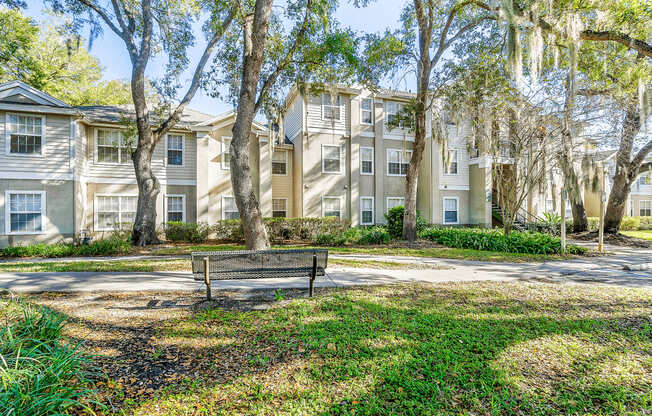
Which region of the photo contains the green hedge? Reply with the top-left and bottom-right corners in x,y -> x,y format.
315,226 -> 391,246
212,217 -> 351,243
165,222 -> 212,243
0,237 -> 131,258
418,227 -> 586,255
0,301 -> 98,414
586,216 -> 651,231
384,206 -> 427,239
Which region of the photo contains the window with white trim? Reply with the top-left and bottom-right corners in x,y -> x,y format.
443,197 -> 458,224
272,151 -> 287,175
360,147 -> 374,175
97,129 -> 131,164
639,174 -> 651,185
272,198 -> 287,217
5,191 -> 45,234
223,196 -> 239,220
322,197 -> 341,218
6,114 -> 44,155
444,149 -> 458,174
361,98 -> 373,125
386,197 -> 404,213
640,200 -> 652,216
221,137 -> 231,170
322,145 -> 342,173
545,199 -> 554,213
385,101 -> 404,128
387,149 -> 411,176
95,195 -> 137,231
166,195 -> 185,222
167,134 -> 184,166
322,94 -> 341,121
360,197 -> 374,225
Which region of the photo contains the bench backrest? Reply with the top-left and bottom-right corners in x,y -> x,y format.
191,249 -> 328,280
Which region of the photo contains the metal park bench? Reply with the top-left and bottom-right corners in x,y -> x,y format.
191,249 -> 329,300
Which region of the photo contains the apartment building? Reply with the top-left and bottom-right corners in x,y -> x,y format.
0,80 -> 507,247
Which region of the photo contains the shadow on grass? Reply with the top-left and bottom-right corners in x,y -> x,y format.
5,284 -> 650,415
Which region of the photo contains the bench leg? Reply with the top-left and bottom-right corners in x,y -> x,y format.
309,254 -> 317,297
204,257 -> 212,302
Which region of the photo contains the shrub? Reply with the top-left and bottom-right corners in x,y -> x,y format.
384,206 -> 427,239
419,226 -> 586,255
1,236 -> 131,258
619,216 -> 641,231
356,226 -> 391,245
0,301 -> 99,414
212,217 -> 350,243
165,222 -> 212,243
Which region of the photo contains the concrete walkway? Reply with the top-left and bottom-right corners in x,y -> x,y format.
0,243 -> 650,292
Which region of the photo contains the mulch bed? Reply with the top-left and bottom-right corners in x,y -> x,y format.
571,231 -> 652,248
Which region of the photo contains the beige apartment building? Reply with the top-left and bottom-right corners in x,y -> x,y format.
14,79 -> 647,247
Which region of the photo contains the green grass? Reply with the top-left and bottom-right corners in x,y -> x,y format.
0,259 -> 192,273
154,243 -> 576,262
115,283 -> 651,415
621,230 -> 652,241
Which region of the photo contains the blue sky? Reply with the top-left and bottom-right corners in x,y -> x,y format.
22,0 -> 408,114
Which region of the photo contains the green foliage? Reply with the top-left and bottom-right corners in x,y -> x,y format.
0,9 -> 133,105
585,216 -> 650,232
0,237 -> 131,258
0,301 -> 99,414
419,227 -> 587,255
619,216 -> 641,231
164,222 -> 212,243
212,217 -> 351,243
385,206 -> 426,239
355,226 -> 391,245
315,226 -> 391,246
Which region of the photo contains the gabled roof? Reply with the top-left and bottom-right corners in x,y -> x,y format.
196,110 -> 268,134
77,104 -> 215,129
0,80 -> 71,107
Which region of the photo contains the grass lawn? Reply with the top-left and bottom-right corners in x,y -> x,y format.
0,258 -> 447,272
621,230 -> 652,241
153,243 -> 577,263
4,282 -> 650,415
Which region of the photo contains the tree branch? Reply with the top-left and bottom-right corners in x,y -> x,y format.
77,0 -> 127,44
254,0 -> 313,113
155,5 -> 237,137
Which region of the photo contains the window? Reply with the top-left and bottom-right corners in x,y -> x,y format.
223,196 -> 239,220
545,199 -> 554,213
96,129 -> 131,164
640,200 -> 652,217
221,137 -> 231,170
360,197 -> 374,225
95,195 -> 137,231
6,114 -> 44,155
5,191 -> 45,234
387,149 -> 412,176
272,198 -> 287,217
359,147 -> 374,175
166,134 -> 184,166
322,145 -> 342,173
322,197 -> 341,218
444,150 -> 459,175
386,197 -> 404,213
385,101 -> 404,128
443,197 -> 459,224
272,151 -> 287,175
166,195 -> 185,222
360,98 -> 373,125
322,94 -> 341,121
639,174 -> 651,185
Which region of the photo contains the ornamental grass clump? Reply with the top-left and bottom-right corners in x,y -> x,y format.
0,301 -> 100,415
419,227 -> 586,255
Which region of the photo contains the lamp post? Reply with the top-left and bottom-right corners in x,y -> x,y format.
561,189 -> 567,254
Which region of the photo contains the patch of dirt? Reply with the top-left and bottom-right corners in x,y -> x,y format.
571,231 -> 652,248
5,289 -> 310,413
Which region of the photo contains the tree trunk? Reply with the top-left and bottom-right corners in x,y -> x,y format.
132,139 -> 161,246
604,100 -> 643,233
402,0 -> 432,242
557,148 -> 588,233
230,1 -> 273,250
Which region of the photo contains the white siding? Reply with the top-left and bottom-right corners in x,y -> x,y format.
0,111 -> 72,175
283,97 -> 303,141
306,94 -> 350,136
439,121 -> 470,189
